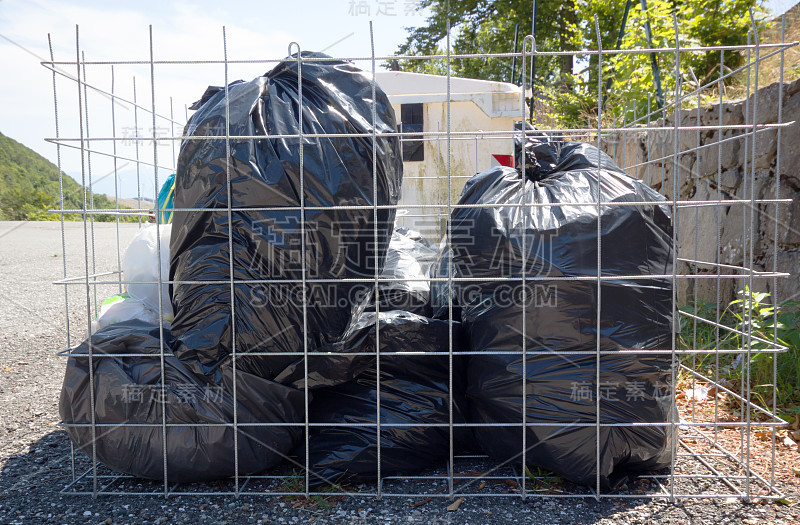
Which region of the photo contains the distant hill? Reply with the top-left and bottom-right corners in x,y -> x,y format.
0,132 -> 136,221
104,195 -> 154,210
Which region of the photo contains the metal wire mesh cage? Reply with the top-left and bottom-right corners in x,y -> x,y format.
44,11 -> 798,502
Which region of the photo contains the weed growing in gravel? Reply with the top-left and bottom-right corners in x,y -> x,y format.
679,289 -> 800,422
277,469 -> 344,510
524,465 -> 564,492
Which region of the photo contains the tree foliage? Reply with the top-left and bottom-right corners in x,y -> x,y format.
396,0 -> 763,126
0,132 -> 135,222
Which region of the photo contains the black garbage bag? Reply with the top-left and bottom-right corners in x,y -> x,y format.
294,311 -> 469,485
59,321 -> 303,482
435,134 -> 675,489
170,52 -> 403,381
513,121 -> 564,180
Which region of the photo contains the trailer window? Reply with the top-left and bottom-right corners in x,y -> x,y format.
400,103 -> 424,162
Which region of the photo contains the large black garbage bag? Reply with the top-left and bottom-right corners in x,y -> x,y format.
294,311 -> 469,485
170,52 -> 402,381
59,321 -> 303,482
436,135 -> 675,489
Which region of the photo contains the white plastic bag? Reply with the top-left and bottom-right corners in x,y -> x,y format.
123,224 -> 173,318
91,225 -> 174,335
91,294 -> 163,334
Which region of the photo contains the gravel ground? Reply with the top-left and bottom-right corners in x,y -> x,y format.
1,220 -> 799,524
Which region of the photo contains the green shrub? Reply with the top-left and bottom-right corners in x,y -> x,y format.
680,288 -> 800,420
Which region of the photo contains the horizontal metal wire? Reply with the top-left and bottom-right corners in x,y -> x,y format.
43,121 -> 794,143
52,254 -> 789,284
59,487 -> 780,499
59,459 -> 782,499
623,124 -> 773,172
41,39 -> 798,67
57,420 -> 787,429
681,365 -> 788,423
46,197 -> 794,215
677,258 -> 782,275
51,140 -> 177,172
41,62 -> 185,126
51,273 -> 791,289
678,310 -> 783,349
54,347 -> 789,358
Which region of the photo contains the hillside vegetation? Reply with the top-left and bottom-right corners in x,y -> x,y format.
0,132 -> 134,221
750,3 -> 800,89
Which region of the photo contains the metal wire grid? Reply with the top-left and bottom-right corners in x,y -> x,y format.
43,10 -> 797,501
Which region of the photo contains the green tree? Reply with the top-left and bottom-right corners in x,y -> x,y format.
396,0 -> 763,126
397,1 -> 581,84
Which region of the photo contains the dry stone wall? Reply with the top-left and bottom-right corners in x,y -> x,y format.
601,78 -> 800,306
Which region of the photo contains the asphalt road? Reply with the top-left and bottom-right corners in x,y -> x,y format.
0,220 -> 798,524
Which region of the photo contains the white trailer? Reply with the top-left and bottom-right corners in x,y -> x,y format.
374,71 -> 525,239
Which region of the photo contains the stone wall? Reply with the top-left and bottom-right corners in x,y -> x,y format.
601,78 -> 800,305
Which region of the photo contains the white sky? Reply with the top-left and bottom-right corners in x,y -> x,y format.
0,0 -> 795,200
0,0 -> 430,199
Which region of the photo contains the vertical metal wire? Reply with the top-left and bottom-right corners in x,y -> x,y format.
133,77 -> 142,227
660,96 -> 666,197
714,50 -> 724,443
48,35 -> 76,485
519,34 -> 535,499
688,66 -> 700,424
398,122 -> 404,230
474,133 -> 478,174
148,24 -> 169,498
593,16 -> 603,500
744,8 -> 761,501
632,103 -> 637,179
48,34 -> 72,352
169,97 -> 177,170
771,13 -> 786,493
445,19 -> 454,500
111,65 -> 122,295
436,120 -> 442,236
740,31 -> 751,466
669,13 -> 681,502
74,24 -> 98,498
364,23 -> 383,499
286,39 -> 308,497
621,108 -> 627,173
646,93 -> 651,187
222,26 -> 241,497
80,52 -> 99,315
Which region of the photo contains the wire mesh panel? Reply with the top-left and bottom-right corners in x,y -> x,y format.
44,11 -> 797,502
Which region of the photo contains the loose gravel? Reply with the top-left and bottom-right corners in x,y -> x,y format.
1,221 -> 798,524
